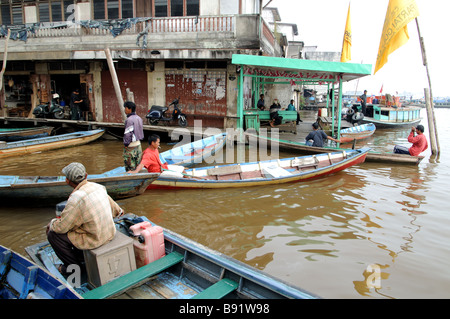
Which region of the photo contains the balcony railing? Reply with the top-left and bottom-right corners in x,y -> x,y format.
0,14 -> 283,57
0,15 -> 235,40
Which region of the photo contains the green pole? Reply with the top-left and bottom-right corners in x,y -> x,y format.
238,65 -> 244,142
331,82 -> 335,134
336,76 -> 343,145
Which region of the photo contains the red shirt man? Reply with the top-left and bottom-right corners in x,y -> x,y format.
394,125 -> 428,156
407,125 -> 428,156
129,134 -> 168,173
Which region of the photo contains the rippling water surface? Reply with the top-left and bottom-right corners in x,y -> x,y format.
1,108 -> 449,299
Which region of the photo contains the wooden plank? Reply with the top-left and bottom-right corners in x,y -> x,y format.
192,278 -> 238,299
82,251 -> 184,299
207,165 -> 242,176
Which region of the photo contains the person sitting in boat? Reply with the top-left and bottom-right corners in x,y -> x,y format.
305,122 -> 341,147
46,162 -> 124,277
286,99 -> 303,125
269,99 -> 283,127
393,125 -> 428,156
129,134 -> 168,173
129,134 -> 186,177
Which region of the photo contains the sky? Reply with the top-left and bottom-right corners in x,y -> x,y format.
269,0 -> 450,98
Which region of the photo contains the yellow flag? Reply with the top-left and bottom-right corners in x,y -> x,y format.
374,0 -> 419,74
340,3 -> 352,62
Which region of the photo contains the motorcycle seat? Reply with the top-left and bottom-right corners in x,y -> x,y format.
149,105 -> 168,112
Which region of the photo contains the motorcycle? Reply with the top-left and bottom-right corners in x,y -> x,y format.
146,98 -> 187,127
33,94 -> 68,119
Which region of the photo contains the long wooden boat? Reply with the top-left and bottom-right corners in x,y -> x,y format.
0,167 -> 159,205
0,244 -> 81,299
361,104 -> 421,128
339,123 -> 376,144
0,129 -> 105,158
0,126 -> 54,141
161,132 -> 227,166
26,214 -> 319,299
146,148 -> 369,189
250,133 -> 424,165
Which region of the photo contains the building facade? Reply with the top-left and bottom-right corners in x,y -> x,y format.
0,0 -> 292,128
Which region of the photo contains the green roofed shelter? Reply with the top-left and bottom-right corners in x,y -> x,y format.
231,54 -> 372,141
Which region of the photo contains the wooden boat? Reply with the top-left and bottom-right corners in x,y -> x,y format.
161,132 -> 227,166
0,244 -> 81,299
147,148 -> 369,189
339,123 -> 376,144
26,214 -> 319,299
0,126 -> 54,141
361,104 -> 421,128
0,167 -> 159,205
248,133 -> 424,165
101,132 -> 227,177
0,129 -> 105,158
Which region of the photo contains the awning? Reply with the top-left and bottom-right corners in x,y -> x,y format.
232,54 -> 372,82
231,54 -> 373,140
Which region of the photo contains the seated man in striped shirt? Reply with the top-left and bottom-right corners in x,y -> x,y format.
46,162 -> 124,277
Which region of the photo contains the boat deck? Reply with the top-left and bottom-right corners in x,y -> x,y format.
112,272 -> 198,299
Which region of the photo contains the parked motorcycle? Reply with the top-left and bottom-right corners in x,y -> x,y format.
33,94 -> 68,119
146,98 -> 187,127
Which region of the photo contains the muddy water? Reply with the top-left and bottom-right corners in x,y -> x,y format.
1,108 -> 449,299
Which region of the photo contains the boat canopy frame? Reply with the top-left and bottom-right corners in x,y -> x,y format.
231,54 -> 372,140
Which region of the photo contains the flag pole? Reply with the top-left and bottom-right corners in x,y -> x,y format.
415,17 -> 439,155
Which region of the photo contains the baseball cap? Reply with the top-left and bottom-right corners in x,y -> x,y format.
62,162 -> 87,183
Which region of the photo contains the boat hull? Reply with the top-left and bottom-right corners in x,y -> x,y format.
0,129 -> 105,158
361,117 -> 421,128
0,244 -> 81,299
147,148 -> 369,189
26,215 -> 319,299
0,170 -> 159,205
162,133 -> 227,166
248,133 -> 424,165
0,126 -> 54,141
339,123 -> 376,143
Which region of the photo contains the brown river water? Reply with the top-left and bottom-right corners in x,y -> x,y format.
0,108 -> 449,299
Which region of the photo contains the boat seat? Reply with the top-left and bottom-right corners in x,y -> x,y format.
191,278 -> 239,299
82,251 -> 184,299
207,165 -> 242,176
291,157 -> 319,168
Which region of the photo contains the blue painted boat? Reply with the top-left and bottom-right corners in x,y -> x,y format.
361,104 -> 421,128
0,129 -> 105,158
0,133 -> 224,204
0,126 -> 54,141
0,244 -> 81,299
160,132 -> 227,166
339,123 -> 376,143
26,214 -> 319,299
0,167 -> 159,205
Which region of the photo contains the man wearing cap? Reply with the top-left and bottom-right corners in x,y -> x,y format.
393,125 -> 428,156
46,162 -> 124,277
